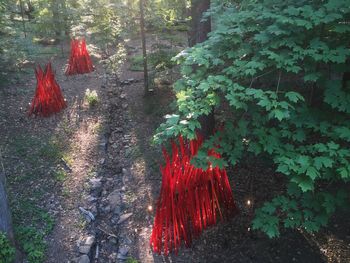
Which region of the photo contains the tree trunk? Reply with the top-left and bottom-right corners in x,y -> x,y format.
61,0 -> 69,35
189,0 -> 214,138
51,0 -> 61,38
0,172 -> 14,241
19,0 -> 27,38
189,0 -> 211,47
139,0 -> 149,95
0,171 -> 22,261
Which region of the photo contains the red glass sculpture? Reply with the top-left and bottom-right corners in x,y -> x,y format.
28,63 -> 66,117
150,135 -> 238,255
65,38 -> 94,75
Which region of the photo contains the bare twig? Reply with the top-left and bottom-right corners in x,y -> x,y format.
248,69 -> 276,89
276,70 -> 282,95
97,225 -> 118,238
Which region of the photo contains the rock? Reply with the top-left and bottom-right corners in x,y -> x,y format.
78,255 -> 90,263
79,207 -> 95,222
89,178 -> 102,190
99,158 -> 106,165
122,103 -> 128,109
102,205 -> 111,213
109,237 -> 118,244
122,168 -> 130,177
79,245 -> 92,254
118,213 -> 133,224
113,128 -> 123,134
108,190 -> 122,210
86,195 -> 97,203
113,206 -> 122,215
117,246 -> 129,260
79,235 -> 95,254
85,236 -> 95,246
119,246 -> 129,256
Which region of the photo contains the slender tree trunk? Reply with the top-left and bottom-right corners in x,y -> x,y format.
189,0 -> 214,138
139,0 -> 149,95
0,171 -> 22,261
61,0 -> 69,35
189,0 -> 210,47
0,173 -> 13,241
19,0 -> 27,38
51,0 -> 61,38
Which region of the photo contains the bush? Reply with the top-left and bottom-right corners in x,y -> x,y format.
0,232 -> 15,263
15,226 -> 46,263
130,50 -> 177,72
155,0 -> 350,237
85,89 -> 99,106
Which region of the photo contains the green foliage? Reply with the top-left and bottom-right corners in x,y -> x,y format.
155,0 -> 350,237
0,232 -> 15,263
15,226 -> 47,263
145,0 -> 188,32
126,257 -> 139,263
129,54 -> 145,71
85,88 -> 99,106
130,49 -> 177,72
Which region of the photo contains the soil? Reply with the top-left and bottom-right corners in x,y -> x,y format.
0,33 -> 349,263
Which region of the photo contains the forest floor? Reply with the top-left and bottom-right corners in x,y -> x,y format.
0,32 -> 349,263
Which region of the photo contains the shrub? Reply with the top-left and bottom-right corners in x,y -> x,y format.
0,232 -> 15,263
155,0 -> 350,237
85,89 -> 99,106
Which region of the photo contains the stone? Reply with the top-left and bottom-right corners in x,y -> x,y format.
107,190 -> 122,210
109,237 -> 118,244
119,246 -> 129,256
117,246 -> 129,260
122,168 -> 131,179
85,236 -> 95,246
113,206 -> 122,215
102,205 -> 111,213
118,213 -> 133,224
79,245 -> 91,254
79,207 -> 95,222
89,178 -> 102,190
78,255 -> 90,263
78,235 -> 95,254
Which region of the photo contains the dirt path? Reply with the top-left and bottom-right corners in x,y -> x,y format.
0,43 -> 109,262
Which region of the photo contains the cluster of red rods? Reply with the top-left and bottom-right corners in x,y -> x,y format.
29,38 -> 94,117
65,39 -> 94,75
150,135 -> 238,255
28,63 -> 66,117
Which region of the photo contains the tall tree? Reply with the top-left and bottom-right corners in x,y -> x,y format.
51,0 -> 61,37
189,0 -> 210,47
0,173 -> 13,242
139,0 -> 149,95
189,0 -> 214,138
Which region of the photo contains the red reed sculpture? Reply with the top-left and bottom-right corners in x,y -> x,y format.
65,38 -> 94,75
28,63 -> 66,117
150,135 -> 238,255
